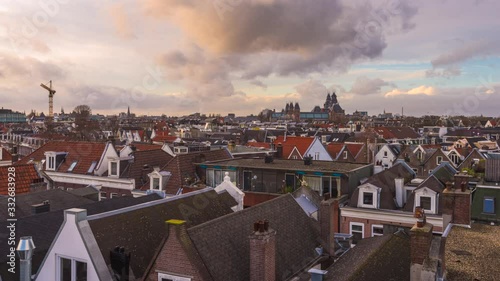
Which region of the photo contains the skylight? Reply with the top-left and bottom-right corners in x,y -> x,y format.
68,161 -> 78,172
87,161 -> 97,174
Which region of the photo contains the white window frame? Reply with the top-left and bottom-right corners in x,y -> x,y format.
436,156 -> 443,165
357,184 -> 379,209
151,176 -> 161,190
110,193 -> 118,198
100,191 -> 107,200
349,222 -> 364,240
56,255 -> 88,281
343,151 -> 348,159
315,152 -> 320,160
371,224 -> 384,237
109,161 -> 119,177
158,272 -> 192,281
414,188 -> 437,214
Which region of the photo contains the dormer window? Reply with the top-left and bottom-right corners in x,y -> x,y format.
152,177 -> 160,190
44,151 -> 67,171
363,193 -> 373,205
110,161 -> 118,177
415,187 -> 437,214
357,184 -> 380,209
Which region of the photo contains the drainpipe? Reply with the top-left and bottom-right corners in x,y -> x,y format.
17,236 -> 36,281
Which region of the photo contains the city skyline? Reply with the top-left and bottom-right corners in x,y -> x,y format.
1,0 -> 500,117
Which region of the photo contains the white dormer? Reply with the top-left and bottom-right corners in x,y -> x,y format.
148,167 -> 172,191
357,183 -> 381,209
214,172 -> 245,212
174,146 -> 188,154
414,187 -> 438,214
108,158 -> 120,178
44,151 -> 67,171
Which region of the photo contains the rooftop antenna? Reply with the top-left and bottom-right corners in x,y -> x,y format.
40,80 -> 56,118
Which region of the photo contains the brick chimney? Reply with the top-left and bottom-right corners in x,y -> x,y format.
319,198 -> 341,256
410,207 -> 433,281
276,144 -> 283,159
442,172 -> 472,227
249,220 -> 276,281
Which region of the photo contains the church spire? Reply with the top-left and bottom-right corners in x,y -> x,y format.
127,106 -> 130,117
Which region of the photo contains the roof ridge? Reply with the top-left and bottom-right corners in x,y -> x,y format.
87,188 -> 213,221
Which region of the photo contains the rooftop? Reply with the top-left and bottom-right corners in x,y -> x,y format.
202,158 -> 369,173
445,223 -> 500,281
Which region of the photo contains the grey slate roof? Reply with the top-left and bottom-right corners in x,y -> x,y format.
324,232 -> 410,281
0,188 -> 94,220
187,194 -> 321,281
0,194 -> 162,281
87,189 -> 237,280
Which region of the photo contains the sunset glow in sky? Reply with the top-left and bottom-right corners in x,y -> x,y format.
1,0 -> 499,116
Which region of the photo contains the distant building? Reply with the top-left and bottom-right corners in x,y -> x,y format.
271,92 -> 345,122
0,108 -> 26,123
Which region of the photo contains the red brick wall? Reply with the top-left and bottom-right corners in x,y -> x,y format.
146,225 -> 204,281
341,216 -> 443,238
442,190 -> 471,225
410,224 -> 433,265
244,192 -> 281,207
249,230 -> 276,281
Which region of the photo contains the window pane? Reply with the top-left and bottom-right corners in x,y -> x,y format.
215,170 -> 223,186
153,178 -> 160,189
207,169 -> 214,187
373,226 -> 384,236
352,225 -> 362,231
363,193 -> 373,205
111,162 -> 117,175
76,261 -> 87,281
420,197 -> 431,211
304,176 -> 321,193
60,257 -> 71,281
484,198 -> 495,214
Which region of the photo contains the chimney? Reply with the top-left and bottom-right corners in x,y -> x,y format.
442,174 -> 472,226
276,143 -> 283,159
31,200 -> 50,214
228,140 -> 236,152
410,207 -> 433,281
319,198 -> 340,256
395,178 -> 404,208
249,220 -> 276,281
12,145 -> 18,163
304,155 -> 313,165
264,153 -> 274,163
110,246 -> 131,281
453,172 -> 470,191
16,236 -> 36,281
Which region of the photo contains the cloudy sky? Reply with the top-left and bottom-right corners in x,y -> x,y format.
0,0 -> 499,117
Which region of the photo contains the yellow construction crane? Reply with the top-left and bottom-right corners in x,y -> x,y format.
40,80 -> 56,117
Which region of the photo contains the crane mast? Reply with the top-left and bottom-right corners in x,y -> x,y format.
40,80 -> 56,118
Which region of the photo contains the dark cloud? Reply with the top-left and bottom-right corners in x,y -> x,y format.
0,53 -> 66,81
431,40 -> 500,67
146,0 -> 418,90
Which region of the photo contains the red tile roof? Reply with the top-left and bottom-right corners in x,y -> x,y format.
18,141 -> 107,175
0,164 -> 43,195
152,135 -> 178,143
346,143 -> 365,158
327,143 -> 344,159
274,136 -> 315,159
1,148 -> 12,161
130,143 -> 163,151
375,127 -> 420,140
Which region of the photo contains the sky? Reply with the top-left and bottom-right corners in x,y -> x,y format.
0,0 -> 499,117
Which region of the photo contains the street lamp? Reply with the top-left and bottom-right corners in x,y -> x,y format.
17,236 -> 35,281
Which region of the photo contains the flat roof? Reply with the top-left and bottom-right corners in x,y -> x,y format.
201,158 -> 370,173
446,223 -> 500,281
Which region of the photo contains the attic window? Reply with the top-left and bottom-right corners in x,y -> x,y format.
87,161 -> 97,174
436,156 -> 443,165
67,161 -> 78,172
109,161 -> 118,177
420,196 -> 431,211
152,177 -> 160,190
383,151 -> 388,157
363,193 -> 373,205
343,151 -> 348,159
48,156 -> 55,170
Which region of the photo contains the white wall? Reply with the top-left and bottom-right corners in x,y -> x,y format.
306,138 -> 333,161
36,210 -> 100,281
